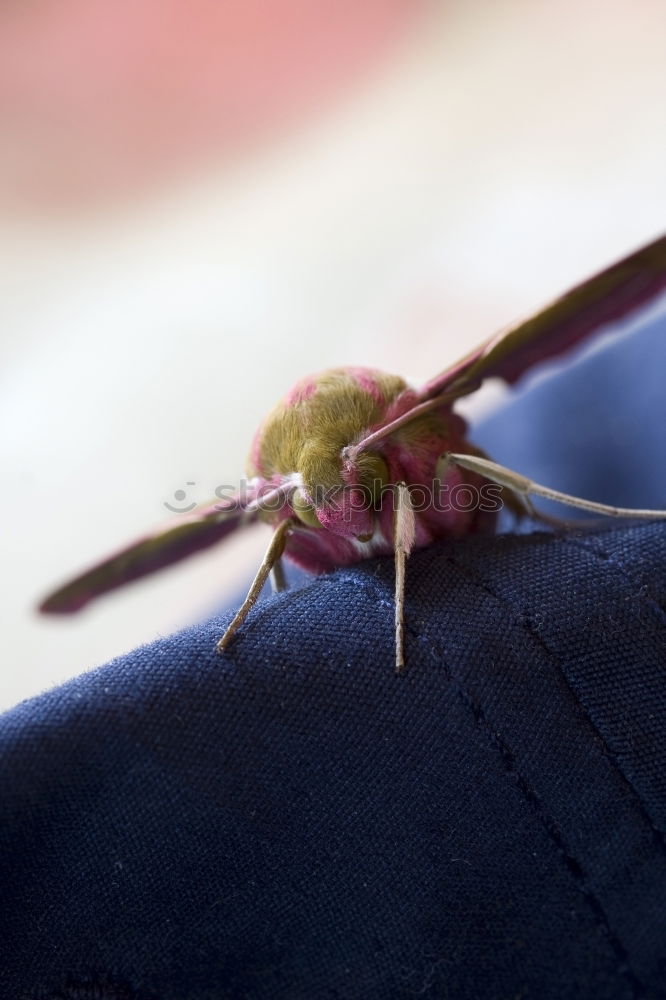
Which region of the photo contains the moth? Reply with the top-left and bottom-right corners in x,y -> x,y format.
40,235 -> 666,671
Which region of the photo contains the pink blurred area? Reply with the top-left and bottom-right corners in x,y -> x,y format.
0,0 -> 427,207
4,0 -> 666,709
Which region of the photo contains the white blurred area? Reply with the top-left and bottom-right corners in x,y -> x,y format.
1,0 -> 666,709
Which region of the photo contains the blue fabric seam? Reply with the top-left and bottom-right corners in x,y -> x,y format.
547,533 -> 666,844
439,547 -> 666,854
559,531 -> 666,624
322,566 -> 644,996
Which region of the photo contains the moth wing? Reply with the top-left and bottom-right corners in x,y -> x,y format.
39,496 -> 257,614
417,233 -> 666,400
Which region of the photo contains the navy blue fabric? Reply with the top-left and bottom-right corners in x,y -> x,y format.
2,319 -> 666,999
473,313 -> 666,515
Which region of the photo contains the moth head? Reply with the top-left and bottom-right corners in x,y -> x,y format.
250,366 -> 403,537
293,447 -> 389,538
290,487 -> 321,529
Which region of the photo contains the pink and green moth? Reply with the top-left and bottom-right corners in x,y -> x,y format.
40,234 -> 666,671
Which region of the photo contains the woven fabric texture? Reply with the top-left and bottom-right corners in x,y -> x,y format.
2,317 -> 666,1000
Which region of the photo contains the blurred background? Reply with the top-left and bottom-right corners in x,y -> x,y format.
1,0 -> 665,709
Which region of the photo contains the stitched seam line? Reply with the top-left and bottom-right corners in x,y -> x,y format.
559,532 -> 666,623
531,534 -> 666,846
442,550 -> 666,852
332,570 -> 644,997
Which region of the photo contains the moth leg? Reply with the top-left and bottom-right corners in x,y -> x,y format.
441,443 -> 530,523
216,518 -> 293,653
394,482 -> 416,674
518,495 -> 582,531
486,482 -> 576,530
445,453 -> 666,520
270,557 -> 288,594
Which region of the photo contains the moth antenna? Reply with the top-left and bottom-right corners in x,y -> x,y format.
216,518 -> 294,653
394,482 -> 416,674
347,383 -> 480,460
445,452 -> 666,521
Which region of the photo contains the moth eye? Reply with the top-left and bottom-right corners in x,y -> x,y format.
362,453 -> 389,501
291,488 -> 321,528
